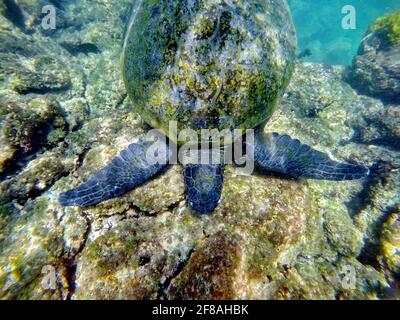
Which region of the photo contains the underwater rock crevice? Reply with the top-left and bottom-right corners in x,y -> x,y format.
357,204 -> 399,270
0,149 -> 73,207
60,212 -> 92,300
116,93 -> 129,110
346,161 -> 396,220
346,177 -> 384,221
63,143 -> 93,174
367,137 -> 400,152
157,247 -> 196,300
60,42 -> 101,56
4,126 -> 68,186
122,197 -> 185,220
16,84 -> 72,96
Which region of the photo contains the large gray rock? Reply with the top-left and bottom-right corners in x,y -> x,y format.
347,12 -> 400,104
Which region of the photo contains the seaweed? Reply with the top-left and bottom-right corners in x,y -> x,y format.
370,11 -> 400,46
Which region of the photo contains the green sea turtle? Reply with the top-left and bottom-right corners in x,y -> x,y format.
59,0 -> 369,214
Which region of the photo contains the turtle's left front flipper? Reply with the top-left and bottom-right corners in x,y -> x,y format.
251,130 -> 370,181
59,139 -> 170,207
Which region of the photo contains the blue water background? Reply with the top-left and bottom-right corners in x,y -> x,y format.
287,0 -> 400,65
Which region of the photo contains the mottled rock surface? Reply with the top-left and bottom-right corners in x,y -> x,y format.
347,12 -> 400,104
0,2 -> 399,300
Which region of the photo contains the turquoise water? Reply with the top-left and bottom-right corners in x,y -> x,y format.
288,0 -> 400,65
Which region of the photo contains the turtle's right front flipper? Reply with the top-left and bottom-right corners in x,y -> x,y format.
251,130 -> 370,181
59,139 -> 170,207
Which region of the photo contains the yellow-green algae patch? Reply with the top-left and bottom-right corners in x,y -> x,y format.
370,11 -> 400,45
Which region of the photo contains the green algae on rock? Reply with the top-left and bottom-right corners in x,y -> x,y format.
0,197 -> 68,299
0,95 -> 67,175
0,152 -> 72,205
73,211 -> 204,300
10,55 -> 71,94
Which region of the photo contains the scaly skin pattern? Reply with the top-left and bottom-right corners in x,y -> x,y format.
184,163 -> 224,214
122,0 -> 296,144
